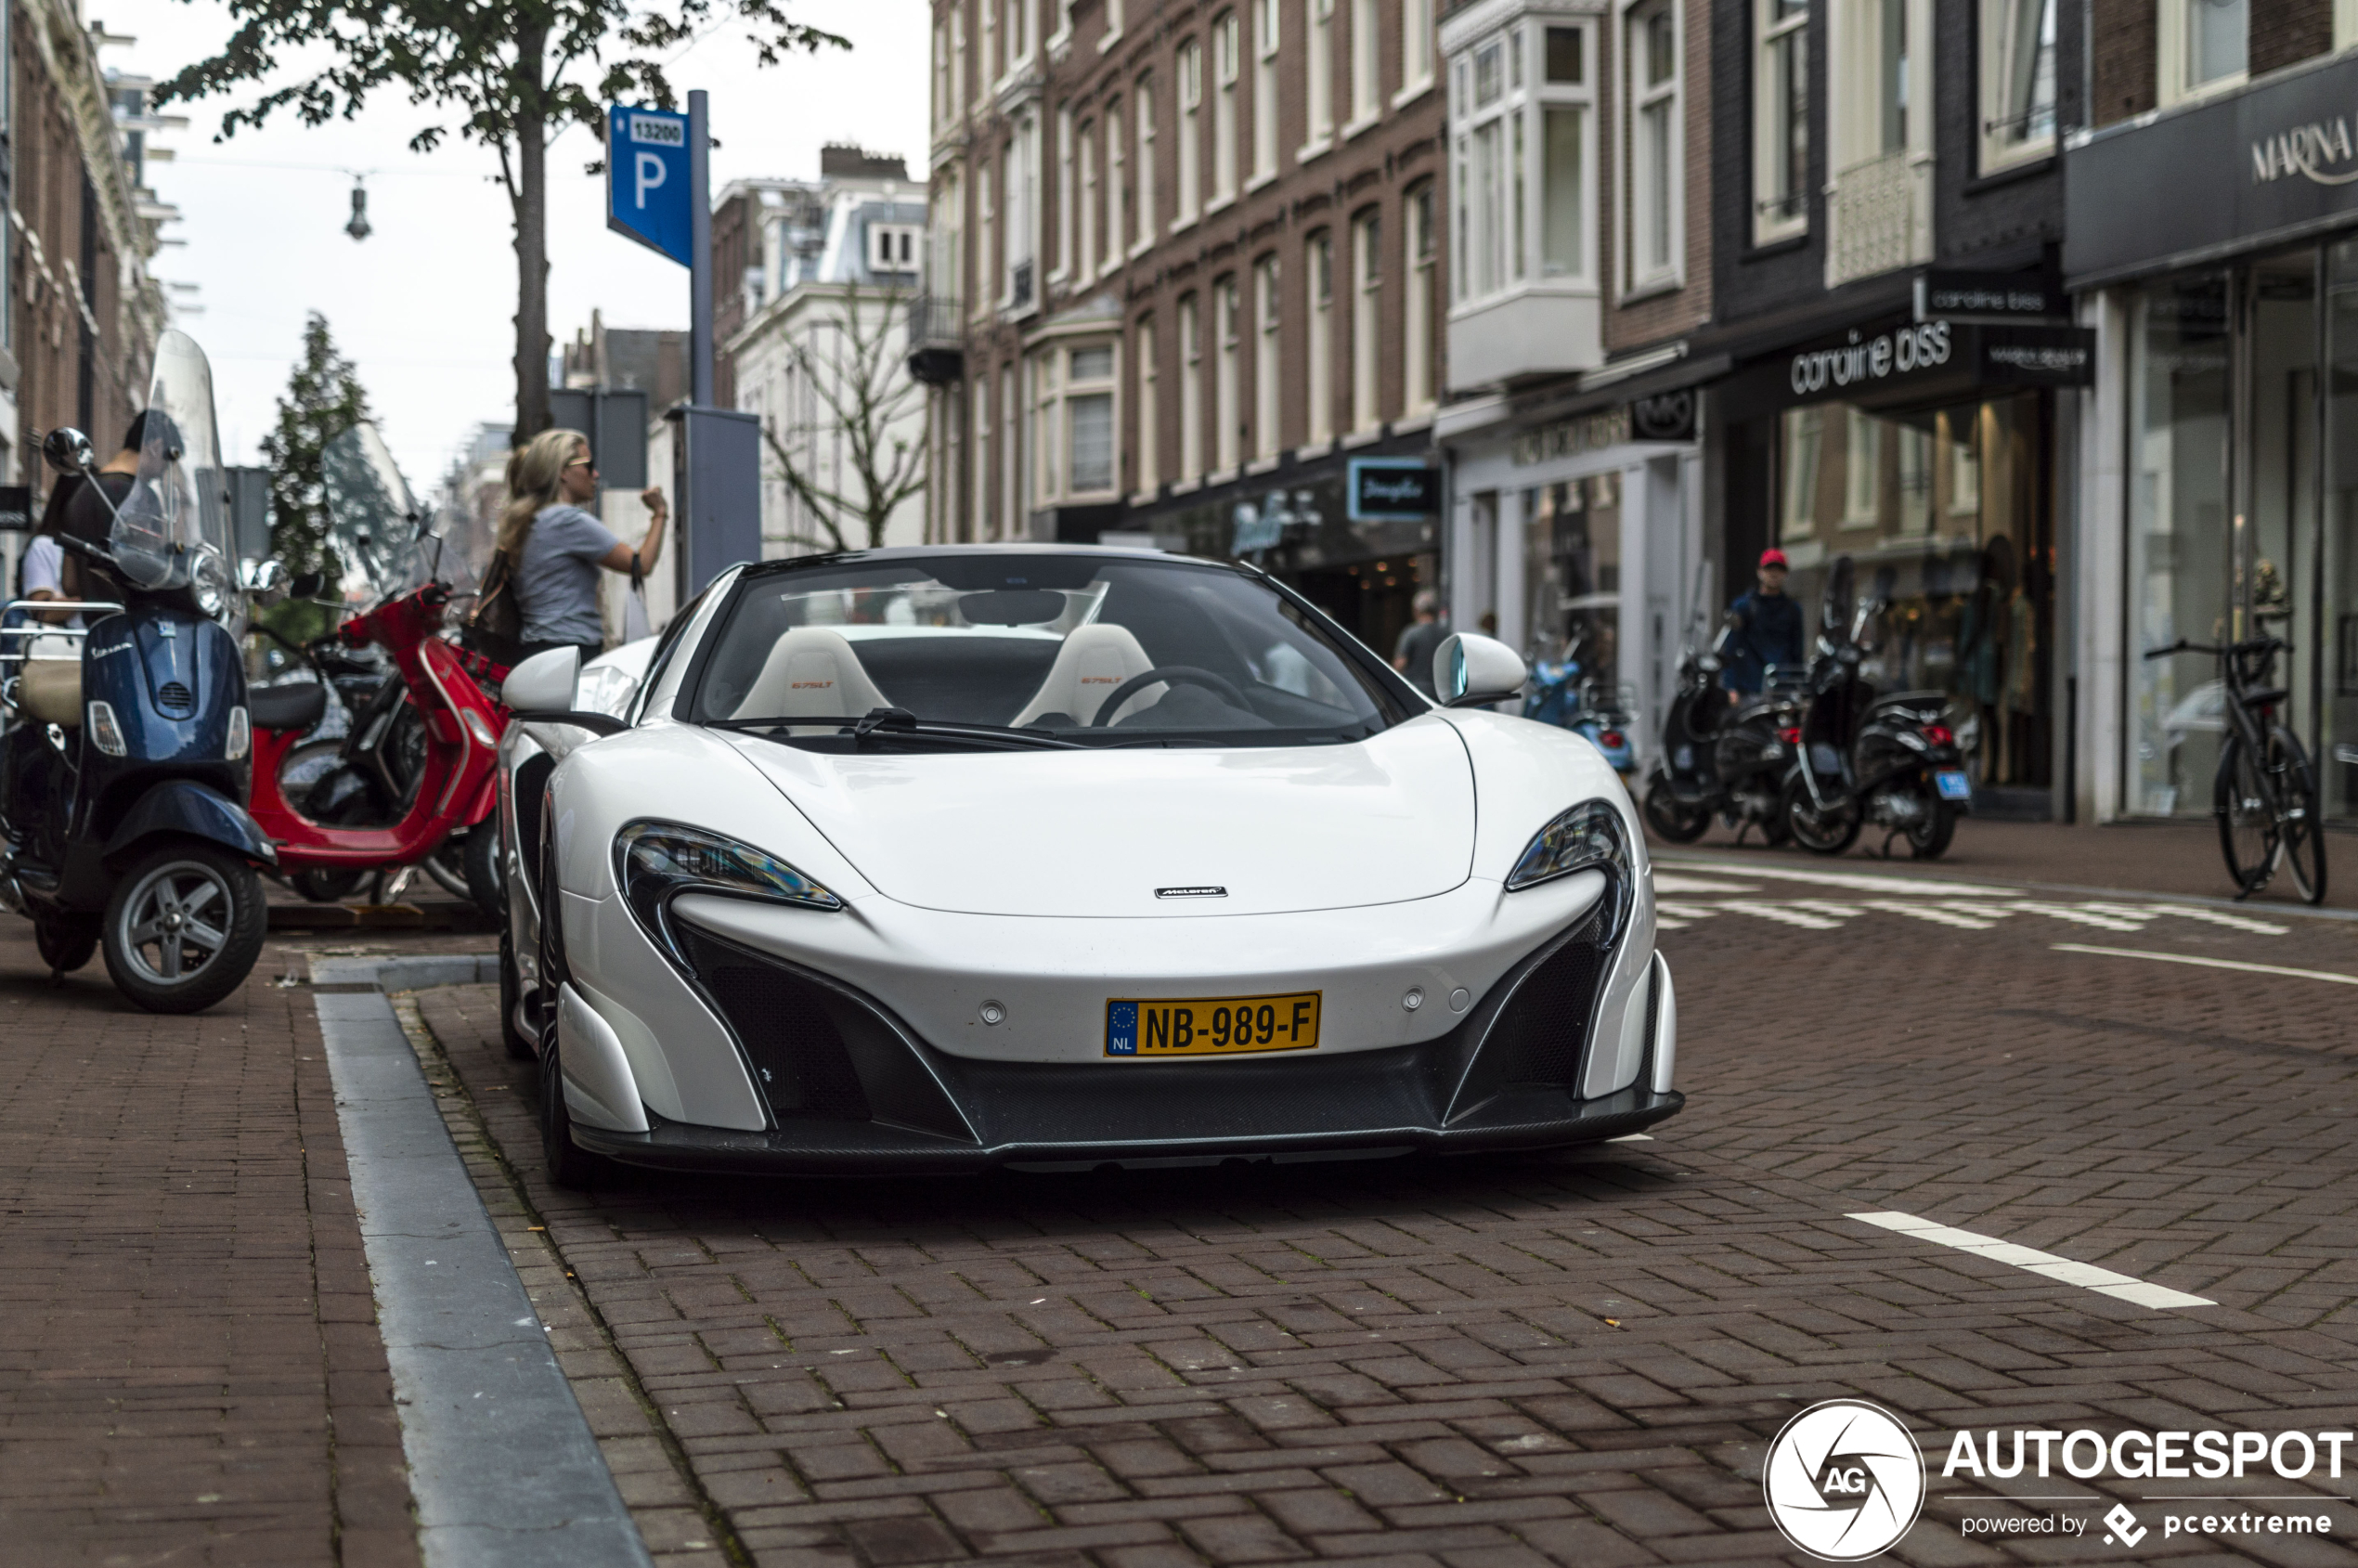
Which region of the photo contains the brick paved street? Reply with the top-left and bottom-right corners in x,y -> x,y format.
398,868 -> 2358,1568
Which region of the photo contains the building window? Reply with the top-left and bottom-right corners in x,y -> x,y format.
2163,0 -> 2244,101
1135,316 -> 1160,492
1352,210 -> 1380,433
1134,75 -> 1158,252
952,7 -> 967,118
1625,1 -> 1680,290
974,369 -> 993,539
1054,107 -> 1075,280
1307,231 -> 1335,445
1350,0 -> 1380,126
1035,348 -> 1063,504
1406,183 -> 1435,412
977,159 -> 996,316
1254,253 -> 1281,460
1254,0 -> 1281,181
1106,99 -> 1126,266
1450,19 -> 1592,304
1401,0 -> 1434,97
1177,39 -> 1203,227
1106,0 -> 1124,41
1063,343 -> 1118,495
982,0 -> 998,88
934,22 -> 951,127
1305,0 -> 1335,149
869,223 -> 920,274
1078,122 -> 1097,279
1980,0 -> 2054,168
1001,362 -> 1020,537
1213,11 -> 1240,204
1215,276 -> 1240,471
1180,292 -> 1204,477
1006,114 -> 1039,307
1756,0 -> 1807,241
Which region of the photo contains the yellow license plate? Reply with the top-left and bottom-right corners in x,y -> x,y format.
1104,991 -> 1321,1057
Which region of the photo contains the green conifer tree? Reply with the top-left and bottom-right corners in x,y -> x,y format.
257,314 -> 371,641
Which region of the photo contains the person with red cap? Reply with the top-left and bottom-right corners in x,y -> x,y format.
1723,548 -> 1804,700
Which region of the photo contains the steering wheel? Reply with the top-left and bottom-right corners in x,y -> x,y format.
1089,666 -> 1250,727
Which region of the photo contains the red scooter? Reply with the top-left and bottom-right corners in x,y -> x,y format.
247,423 -> 509,909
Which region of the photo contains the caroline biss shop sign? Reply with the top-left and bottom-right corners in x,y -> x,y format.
1718,314 -> 2092,421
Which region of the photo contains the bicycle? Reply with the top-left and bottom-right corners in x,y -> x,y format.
2144,634 -> 2326,904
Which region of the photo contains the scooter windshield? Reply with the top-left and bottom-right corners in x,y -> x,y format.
112,328 -> 242,633
321,423 -> 474,606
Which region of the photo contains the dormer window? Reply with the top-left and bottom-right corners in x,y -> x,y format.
869,222 -> 922,274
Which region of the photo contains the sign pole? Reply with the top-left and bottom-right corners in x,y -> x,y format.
689,89 -> 714,407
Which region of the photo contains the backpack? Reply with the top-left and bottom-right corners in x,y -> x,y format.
464,548 -> 526,667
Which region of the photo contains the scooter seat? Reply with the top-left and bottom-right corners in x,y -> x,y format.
16,658 -> 81,727
250,680 -> 329,733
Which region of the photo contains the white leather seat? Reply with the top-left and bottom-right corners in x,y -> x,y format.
730,628 -> 891,719
1010,624 -> 1166,727
16,658 -> 82,727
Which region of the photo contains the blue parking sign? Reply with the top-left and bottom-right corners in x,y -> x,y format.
606,104 -> 692,267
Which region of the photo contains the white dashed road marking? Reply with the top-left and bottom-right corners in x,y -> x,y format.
1724,902 -> 1846,930
1848,1211 -> 2216,1310
1864,899 -> 1999,930
2051,943 -> 2358,987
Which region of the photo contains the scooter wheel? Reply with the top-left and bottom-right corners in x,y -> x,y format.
292,867 -> 369,904
33,914 -> 99,975
101,843 -> 267,1014
1781,779 -> 1863,856
1643,778 -> 1713,844
1909,801 -> 1960,860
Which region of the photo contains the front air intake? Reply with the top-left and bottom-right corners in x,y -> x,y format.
1475,923 -> 1606,1089
676,925 -> 872,1122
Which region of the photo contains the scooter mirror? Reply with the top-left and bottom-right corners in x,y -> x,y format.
290,571 -> 328,600
502,645 -> 582,716
41,427 -> 96,476
243,559 -> 289,594
1435,632 -> 1529,708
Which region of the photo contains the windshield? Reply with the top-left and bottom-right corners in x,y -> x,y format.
686,552 -> 1413,747
321,422 -> 472,603
113,328 -> 242,631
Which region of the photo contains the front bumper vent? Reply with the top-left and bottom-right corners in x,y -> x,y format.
1478,927 -> 1604,1089
679,925 -> 872,1121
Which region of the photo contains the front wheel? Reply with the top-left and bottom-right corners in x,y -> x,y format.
33,914 -> 98,975
1906,797 -> 1960,860
1643,777 -> 1712,844
2272,727 -> 2327,905
1782,778 -> 1862,855
101,843 -> 267,1014
2214,734 -> 2282,896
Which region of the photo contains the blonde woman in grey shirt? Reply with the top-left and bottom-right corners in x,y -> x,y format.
499,426 -> 668,664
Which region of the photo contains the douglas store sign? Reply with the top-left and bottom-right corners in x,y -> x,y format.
2069,49 -> 2358,283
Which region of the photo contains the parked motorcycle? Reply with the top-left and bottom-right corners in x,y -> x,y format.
1643,613 -> 1805,847
0,330 -> 277,1010
246,422 -> 509,914
1523,630 -> 1636,773
1780,557 -> 1973,858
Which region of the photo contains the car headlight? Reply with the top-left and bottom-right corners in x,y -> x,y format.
1505,800 -> 1634,939
577,664 -> 638,719
615,821 -> 841,969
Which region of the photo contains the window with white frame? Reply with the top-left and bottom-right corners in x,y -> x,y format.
1305,0 -> 1335,149
1253,253 -> 1280,459
1980,0 -> 2055,168
934,22 -> 951,127
1405,182 -> 1435,412
952,6 -> 967,118
1213,11 -> 1240,204
1401,0 -> 1434,97
1179,292 -> 1204,476
1215,276 -> 1240,471
1006,114 -> 1039,307
1079,119 -> 1098,278
1351,210 -> 1380,433
1105,0 -> 1124,42
1307,231 -> 1334,444
1000,362 -> 1019,537
1069,344 -> 1117,494
1004,0 -> 1028,72
933,167 -> 963,308
1106,99 -> 1126,265
1176,40 -> 1203,227
1253,0 -> 1280,181
1035,348 -> 1063,504
1135,316 -> 1160,491
1450,19 -> 1593,304
1755,0 -> 1807,241
982,0 -> 998,88
1134,75 -> 1158,252
1350,0 -> 1380,126
976,159 -> 996,316
1054,107 -> 1075,279
974,369 -> 994,537
1625,0 -> 1680,291
1842,408 -> 1879,524
869,222 -> 921,274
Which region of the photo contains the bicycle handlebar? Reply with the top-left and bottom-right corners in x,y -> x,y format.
2143,635 -> 2287,660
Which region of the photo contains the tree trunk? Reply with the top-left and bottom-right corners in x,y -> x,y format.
511,22 -> 551,442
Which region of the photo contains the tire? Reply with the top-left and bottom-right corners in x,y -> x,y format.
1642,776 -> 1712,844
2271,727 -> 2328,905
2214,734 -> 2281,895
292,867 -> 369,903
535,809 -> 613,1188
1906,799 -> 1959,861
32,914 -> 98,975
101,843 -> 267,1014
421,834 -> 472,901
498,927 -> 537,1061
463,821 -> 504,923
1782,778 -> 1862,856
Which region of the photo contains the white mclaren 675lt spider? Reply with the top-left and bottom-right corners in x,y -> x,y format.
494,545 -> 1681,1185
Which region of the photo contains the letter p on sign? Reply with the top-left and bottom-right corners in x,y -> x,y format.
635,150 -> 667,208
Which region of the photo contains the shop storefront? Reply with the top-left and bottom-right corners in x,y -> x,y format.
1717,305 -> 2092,809
2069,53 -> 2358,823
1436,392 -> 1704,761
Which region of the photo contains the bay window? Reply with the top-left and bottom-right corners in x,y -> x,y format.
1451,18 -> 1593,305
1756,0 -> 1807,242
1039,343 -> 1117,500
1625,0 -> 1680,292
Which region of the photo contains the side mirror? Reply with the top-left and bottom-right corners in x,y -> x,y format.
42,427 -> 96,476
1434,632 -> 1528,708
242,559 -> 289,596
290,570 -> 328,599
503,646 -> 581,715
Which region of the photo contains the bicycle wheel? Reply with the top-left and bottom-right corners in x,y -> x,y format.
2271,726 -> 2327,905
2213,734 -> 2281,895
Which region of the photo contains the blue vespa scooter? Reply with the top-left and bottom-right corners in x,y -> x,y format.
0,330 -> 278,1011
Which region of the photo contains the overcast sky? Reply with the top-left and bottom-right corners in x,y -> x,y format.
113,0 -> 929,489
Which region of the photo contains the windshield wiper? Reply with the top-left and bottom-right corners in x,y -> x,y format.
706,711 -> 1087,751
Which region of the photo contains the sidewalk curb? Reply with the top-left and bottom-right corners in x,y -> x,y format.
310,952 -> 653,1568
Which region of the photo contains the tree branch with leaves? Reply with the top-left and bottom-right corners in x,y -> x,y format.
758,283 -> 926,553
154,0 -> 845,440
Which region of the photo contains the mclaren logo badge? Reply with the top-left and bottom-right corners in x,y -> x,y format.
1154,886 -> 1227,899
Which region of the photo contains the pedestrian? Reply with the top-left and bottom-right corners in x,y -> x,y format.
498,427 -> 669,666
1393,587 -> 1449,697
1722,548 -> 1804,701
